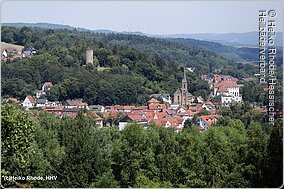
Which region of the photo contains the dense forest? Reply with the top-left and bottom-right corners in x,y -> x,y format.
1,104 -> 283,188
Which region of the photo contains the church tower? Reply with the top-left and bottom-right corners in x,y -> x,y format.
181,65 -> 189,106
173,65 -> 189,106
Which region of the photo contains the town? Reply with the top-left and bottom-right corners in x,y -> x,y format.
1,14 -> 282,188
1,44 -> 275,132
2,51 -> 269,132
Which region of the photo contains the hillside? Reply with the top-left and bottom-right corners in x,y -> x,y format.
4,23 -> 282,67
168,38 -> 283,67
3,26 -> 275,105
157,32 -> 283,47
1,42 -> 24,52
94,33 -> 257,76
1,26 -> 213,104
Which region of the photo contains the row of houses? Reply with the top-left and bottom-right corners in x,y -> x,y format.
4,94 -> 221,132
1,46 -> 37,62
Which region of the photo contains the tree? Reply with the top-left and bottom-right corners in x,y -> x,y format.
265,119 -> 283,187
245,122 -> 268,187
1,104 -> 36,188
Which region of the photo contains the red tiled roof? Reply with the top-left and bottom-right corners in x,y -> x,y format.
151,117 -> 183,129
148,98 -> 160,103
214,80 -> 239,92
177,109 -> 195,117
200,115 -> 220,127
27,95 -> 35,104
144,111 -> 155,121
215,75 -> 222,82
115,106 -> 135,110
8,98 -> 20,104
103,110 -> 119,117
43,106 -> 65,111
148,104 -> 167,111
132,106 -> 148,110
66,99 -> 88,106
128,114 -> 144,122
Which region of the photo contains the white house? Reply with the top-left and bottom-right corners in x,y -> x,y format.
36,82 -> 54,99
36,99 -> 48,107
22,95 -> 35,108
213,80 -> 242,105
197,115 -> 220,130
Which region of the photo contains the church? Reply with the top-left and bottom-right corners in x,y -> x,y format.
173,66 -> 189,106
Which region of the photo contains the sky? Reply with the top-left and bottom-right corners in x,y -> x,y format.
1,0 -> 283,35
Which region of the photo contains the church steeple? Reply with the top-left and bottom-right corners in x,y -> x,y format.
182,65 -> 187,83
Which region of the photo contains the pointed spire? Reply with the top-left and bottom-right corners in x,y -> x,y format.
182,65 -> 187,82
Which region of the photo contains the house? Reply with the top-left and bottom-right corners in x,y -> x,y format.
94,113 -> 103,127
41,82 -> 53,91
197,115 -> 220,130
22,47 -> 37,58
151,117 -> 184,131
36,82 -> 54,98
118,114 -> 148,131
114,105 -> 135,113
147,98 -> 167,112
150,94 -> 172,104
22,95 -> 35,108
202,101 -> 216,111
4,98 -> 20,104
86,112 -> 104,127
176,109 -> 196,120
5,47 -> 16,56
89,105 -> 105,112
46,101 -> 62,107
42,106 -> 65,116
36,99 -> 48,107
213,80 -> 242,106
1,49 -> 8,58
65,99 -> 88,109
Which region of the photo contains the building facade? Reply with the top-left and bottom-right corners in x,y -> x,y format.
173,66 -> 189,106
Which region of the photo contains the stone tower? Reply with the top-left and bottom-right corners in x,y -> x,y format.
173,65 -> 189,106
181,65 -> 189,106
86,49 -> 93,64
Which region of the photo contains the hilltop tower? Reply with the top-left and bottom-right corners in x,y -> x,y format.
173,65 -> 189,106
86,49 -> 93,65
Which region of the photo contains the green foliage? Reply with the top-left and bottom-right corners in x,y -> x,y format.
1,105 -> 281,188
1,104 -> 36,187
264,119 -> 283,187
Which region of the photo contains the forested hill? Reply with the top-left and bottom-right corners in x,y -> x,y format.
97,33 -> 257,76
168,38 -> 283,67
2,26 -> 257,105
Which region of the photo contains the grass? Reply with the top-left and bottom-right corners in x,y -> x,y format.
1,42 -> 24,53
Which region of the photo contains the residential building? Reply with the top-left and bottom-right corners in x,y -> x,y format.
213,80 -> 242,106
22,95 -> 35,108
197,115 -> 220,130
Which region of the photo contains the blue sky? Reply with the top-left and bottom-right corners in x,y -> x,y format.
1,0 -> 283,34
